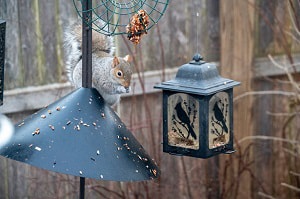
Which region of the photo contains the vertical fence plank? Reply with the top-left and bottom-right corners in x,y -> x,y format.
220,0 -> 256,198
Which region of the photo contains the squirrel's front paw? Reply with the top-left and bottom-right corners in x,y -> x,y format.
125,87 -> 130,93
116,86 -> 130,94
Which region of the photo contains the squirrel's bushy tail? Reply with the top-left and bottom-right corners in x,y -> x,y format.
63,20 -> 115,82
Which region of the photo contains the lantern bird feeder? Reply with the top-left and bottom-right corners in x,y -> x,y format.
154,54 -> 240,158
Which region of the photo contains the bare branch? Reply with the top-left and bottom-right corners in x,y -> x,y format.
268,54 -> 300,94
287,2 -> 300,37
238,135 -> 300,145
290,171 -> 300,177
281,182 -> 300,193
233,91 -> 296,102
285,30 -> 300,44
266,111 -> 300,117
283,148 -> 300,158
258,192 -> 276,199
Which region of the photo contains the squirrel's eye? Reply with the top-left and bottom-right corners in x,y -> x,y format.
117,71 -> 123,77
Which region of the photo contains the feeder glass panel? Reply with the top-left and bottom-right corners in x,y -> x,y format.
209,92 -> 230,149
167,93 -> 199,150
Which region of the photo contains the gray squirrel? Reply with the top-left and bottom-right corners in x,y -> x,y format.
64,21 -> 133,106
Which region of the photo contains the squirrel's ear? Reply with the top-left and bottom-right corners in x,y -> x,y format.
123,55 -> 132,63
112,56 -> 120,68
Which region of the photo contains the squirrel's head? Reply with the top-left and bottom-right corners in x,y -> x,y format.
111,55 -> 133,91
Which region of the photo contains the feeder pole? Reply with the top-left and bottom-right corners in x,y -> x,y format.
80,0 -> 92,198
82,0 -> 92,88
80,177 -> 85,199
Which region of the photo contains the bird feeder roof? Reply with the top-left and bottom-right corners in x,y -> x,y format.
154,54 -> 240,95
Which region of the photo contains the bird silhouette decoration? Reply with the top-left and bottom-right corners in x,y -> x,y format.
174,102 -> 197,139
213,101 -> 229,133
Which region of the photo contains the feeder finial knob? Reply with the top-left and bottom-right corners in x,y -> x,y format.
193,53 -> 203,62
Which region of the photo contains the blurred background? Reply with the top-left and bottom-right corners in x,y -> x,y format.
0,0 -> 300,198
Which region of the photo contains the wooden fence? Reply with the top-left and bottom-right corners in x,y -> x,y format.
0,0 -> 300,198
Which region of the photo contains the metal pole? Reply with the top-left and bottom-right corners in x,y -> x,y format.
0,20 -> 6,105
82,0 -> 92,88
80,1 -> 92,198
80,177 -> 85,199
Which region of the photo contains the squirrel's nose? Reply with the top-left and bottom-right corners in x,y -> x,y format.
123,81 -> 130,89
125,87 -> 130,93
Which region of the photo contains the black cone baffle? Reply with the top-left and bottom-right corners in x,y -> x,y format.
0,88 -> 159,181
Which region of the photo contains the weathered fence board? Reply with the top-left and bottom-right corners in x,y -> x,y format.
220,0 -> 256,198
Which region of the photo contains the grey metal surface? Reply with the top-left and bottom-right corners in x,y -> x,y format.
154,54 -> 240,95
0,88 -> 159,181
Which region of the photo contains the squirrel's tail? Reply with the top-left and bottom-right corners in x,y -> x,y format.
63,20 -> 115,82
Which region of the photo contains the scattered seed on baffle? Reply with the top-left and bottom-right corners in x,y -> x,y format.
41,115 -> 46,119
118,124 -> 122,128
48,110 -> 52,114
79,171 -> 83,175
101,113 -> 105,118
18,122 -> 25,127
123,137 -> 129,141
35,146 -> 42,151
151,169 -> 157,176
92,122 -> 96,126
56,106 -> 61,111
49,125 -> 55,131
66,121 -> 71,125
100,175 -> 104,179
75,125 -> 80,131
96,150 -> 100,155
32,128 -> 40,136
91,157 -> 95,161
29,144 -> 33,148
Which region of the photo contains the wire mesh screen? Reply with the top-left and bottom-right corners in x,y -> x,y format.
73,0 -> 169,42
